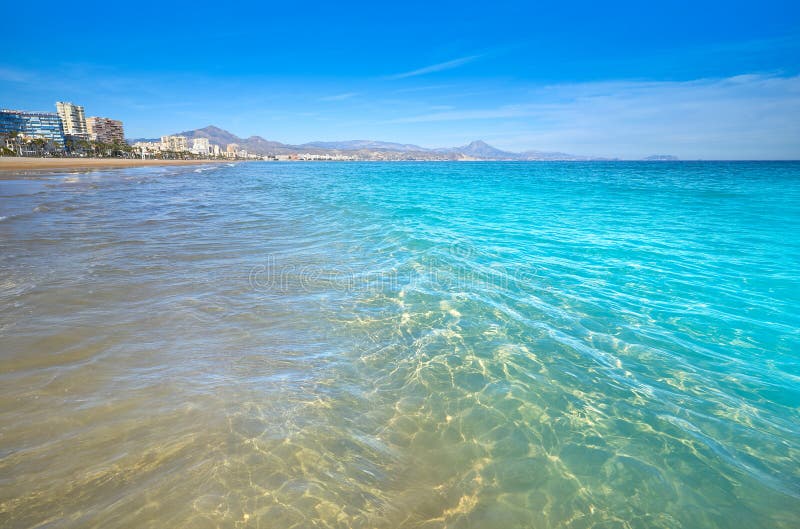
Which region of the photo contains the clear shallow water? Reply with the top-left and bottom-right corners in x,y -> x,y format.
0,161 -> 798,528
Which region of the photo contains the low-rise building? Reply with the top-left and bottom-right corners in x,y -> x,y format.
133,141 -> 162,152
86,117 -> 124,144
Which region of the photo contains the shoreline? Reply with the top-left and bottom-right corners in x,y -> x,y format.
0,157 -> 237,174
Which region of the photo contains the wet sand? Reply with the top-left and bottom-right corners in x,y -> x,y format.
0,157 -> 237,175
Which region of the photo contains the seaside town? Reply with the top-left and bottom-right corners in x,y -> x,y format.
1,102 -> 617,162
0,102 -> 364,161
0,104 -> 454,162
0,102 -> 272,160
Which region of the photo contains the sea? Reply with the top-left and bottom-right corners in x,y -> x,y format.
1,161 -> 798,528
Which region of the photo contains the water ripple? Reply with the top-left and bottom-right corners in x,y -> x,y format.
1,162 -> 798,528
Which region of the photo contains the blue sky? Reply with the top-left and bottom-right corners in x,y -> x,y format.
2,0 -> 799,158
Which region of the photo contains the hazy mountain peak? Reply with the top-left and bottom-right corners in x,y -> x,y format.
300,140 -> 428,152
453,140 -> 514,159
130,126 -> 611,160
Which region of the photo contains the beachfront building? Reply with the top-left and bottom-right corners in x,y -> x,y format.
132,141 -> 163,158
213,144 -> 221,157
133,141 -> 162,152
191,137 -> 210,155
226,143 -> 239,158
86,117 -> 124,144
55,102 -> 88,140
0,109 -> 66,149
161,135 -> 189,152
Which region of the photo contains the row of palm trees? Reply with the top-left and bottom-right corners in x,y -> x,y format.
64,137 -> 136,158
0,132 -> 136,158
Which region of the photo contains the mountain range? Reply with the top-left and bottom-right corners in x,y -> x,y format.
130,125 -> 623,161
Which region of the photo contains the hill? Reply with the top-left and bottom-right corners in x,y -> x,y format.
436,140 -> 517,159
131,126 -> 611,160
300,140 -> 428,152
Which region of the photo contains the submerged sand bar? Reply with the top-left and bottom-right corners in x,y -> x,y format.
0,157 -> 235,174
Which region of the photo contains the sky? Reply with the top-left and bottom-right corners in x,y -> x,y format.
2,0 -> 799,159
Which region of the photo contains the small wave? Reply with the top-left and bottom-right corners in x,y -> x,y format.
193,166 -> 220,173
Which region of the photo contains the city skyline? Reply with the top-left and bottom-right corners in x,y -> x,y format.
1,101 -> 125,148
2,0 -> 799,159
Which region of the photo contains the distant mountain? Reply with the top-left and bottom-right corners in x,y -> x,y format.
518,149 -> 609,161
175,126 -> 301,155
237,136 -> 298,155
177,125 -> 240,146
300,140 -> 428,152
130,126 -> 611,161
436,140 -> 517,159
438,140 -> 610,161
643,154 -> 679,161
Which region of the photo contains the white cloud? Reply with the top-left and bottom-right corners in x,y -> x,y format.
387,55 -> 482,80
388,74 -> 800,159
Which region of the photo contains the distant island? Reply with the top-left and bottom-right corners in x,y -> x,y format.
130,126 -> 617,161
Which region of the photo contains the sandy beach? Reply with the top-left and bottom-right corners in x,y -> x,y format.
0,157 -> 236,174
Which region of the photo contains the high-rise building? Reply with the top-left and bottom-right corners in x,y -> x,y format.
55,102 -> 88,139
192,137 -> 210,155
160,135 -> 189,152
226,143 -> 239,158
86,117 -> 124,144
0,109 -> 66,146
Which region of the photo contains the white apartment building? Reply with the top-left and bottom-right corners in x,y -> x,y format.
133,141 -> 162,152
191,137 -> 210,155
56,102 -> 88,139
160,135 -> 189,152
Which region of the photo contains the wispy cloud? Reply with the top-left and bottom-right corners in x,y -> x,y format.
387,54 -> 482,80
0,66 -> 35,83
319,92 -> 359,102
386,74 -> 800,159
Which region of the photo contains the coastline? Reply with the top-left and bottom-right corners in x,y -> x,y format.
0,157 -> 236,174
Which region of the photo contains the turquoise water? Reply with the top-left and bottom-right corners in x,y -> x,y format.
1,162 -> 799,528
